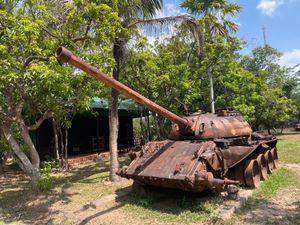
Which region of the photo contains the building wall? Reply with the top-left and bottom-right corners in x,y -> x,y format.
35,110 -> 135,159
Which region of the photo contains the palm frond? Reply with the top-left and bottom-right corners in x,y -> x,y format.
119,0 -> 163,22
129,14 -> 204,59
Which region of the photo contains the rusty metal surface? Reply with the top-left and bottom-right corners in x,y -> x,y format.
170,112 -> 252,140
119,137 -> 277,192
55,46 -> 279,193
121,139 -> 241,192
244,159 -> 260,188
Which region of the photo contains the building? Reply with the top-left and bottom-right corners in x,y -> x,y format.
34,98 -> 144,159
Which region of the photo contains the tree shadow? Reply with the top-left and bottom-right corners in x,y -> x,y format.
121,184 -> 220,212
0,158 -> 124,225
75,183 -> 222,225
238,198 -> 300,224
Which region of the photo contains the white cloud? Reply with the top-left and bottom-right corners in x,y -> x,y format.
279,49 -> 300,69
153,3 -> 181,18
257,0 -> 284,16
163,3 -> 181,16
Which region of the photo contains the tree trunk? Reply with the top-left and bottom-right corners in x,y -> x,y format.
139,110 -> 145,143
207,66 -> 215,114
18,120 -> 41,186
58,126 -> 64,157
109,41 -> 122,182
147,114 -> 151,141
0,131 -> 4,173
158,116 -> 167,138
0,124 -> 39,186
153,113 -> 163,140
109,88 -> 120,182
64,127 -> 69,170
64,127 -> 68,159
0,153 -> 3,174
52,119 -> 60,161
267,125 -> 271,135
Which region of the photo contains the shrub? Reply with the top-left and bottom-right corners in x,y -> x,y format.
37,161 -> 54,191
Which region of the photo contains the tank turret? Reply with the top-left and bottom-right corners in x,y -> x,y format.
56,47 -> 278,193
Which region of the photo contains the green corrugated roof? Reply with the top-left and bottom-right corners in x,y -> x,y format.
91,97 -> 142,111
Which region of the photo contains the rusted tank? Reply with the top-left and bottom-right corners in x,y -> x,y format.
55,46 -> 279,192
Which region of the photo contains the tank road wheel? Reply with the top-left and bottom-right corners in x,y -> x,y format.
264,150 -> 274,174
256,154 -> 268,180
270,148 -> 279,169
244,159 -> 261,188
228,162 -> 245,185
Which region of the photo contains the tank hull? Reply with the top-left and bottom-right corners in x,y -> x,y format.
118,134 -> 278,192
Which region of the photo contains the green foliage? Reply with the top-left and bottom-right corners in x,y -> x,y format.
124,29 -> 297,134
0,0 -> 121,124
240,45 -> 297,129
124,32 -> 201,114
0,137 -> 11,154
0,0 -> 122,186
37,161 -> 55,191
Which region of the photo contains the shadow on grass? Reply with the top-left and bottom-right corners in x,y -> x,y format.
78,204 -> 123,225
0,159 -> 115,225
238,198 -> 300,225
76,184 -> 222,225
123,185 -> 219,210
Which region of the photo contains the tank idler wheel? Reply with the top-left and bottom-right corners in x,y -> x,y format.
264,150 -> 274,174
244,159 -> 261,188
270,148 -> 279,169
255,154 -> 268,180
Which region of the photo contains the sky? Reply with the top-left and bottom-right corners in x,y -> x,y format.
157,0 -> 300,68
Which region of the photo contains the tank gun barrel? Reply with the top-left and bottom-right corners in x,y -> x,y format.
55,47 -> 193,131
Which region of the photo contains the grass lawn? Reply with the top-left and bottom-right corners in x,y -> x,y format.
0,130 -> 300,225
276,130 -> 300,164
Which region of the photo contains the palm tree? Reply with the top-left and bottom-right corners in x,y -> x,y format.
109,1 -> 165,182
109,1 -> 209,181
181,0 -> 241,113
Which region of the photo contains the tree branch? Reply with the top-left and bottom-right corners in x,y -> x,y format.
23,56 -> 50,68
0,113 -> 17,123
72,36 -> 91,42
42,26 -> 60,39
15,101 -> 24,117
28,111 -> 53,131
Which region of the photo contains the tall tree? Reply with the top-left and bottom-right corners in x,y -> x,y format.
0,0 -> 120,186
240,45 -> 296,132
108,0 -> 164,182
181,0 -> 241,113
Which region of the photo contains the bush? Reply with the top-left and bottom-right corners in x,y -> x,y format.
37,161 -> 54,191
